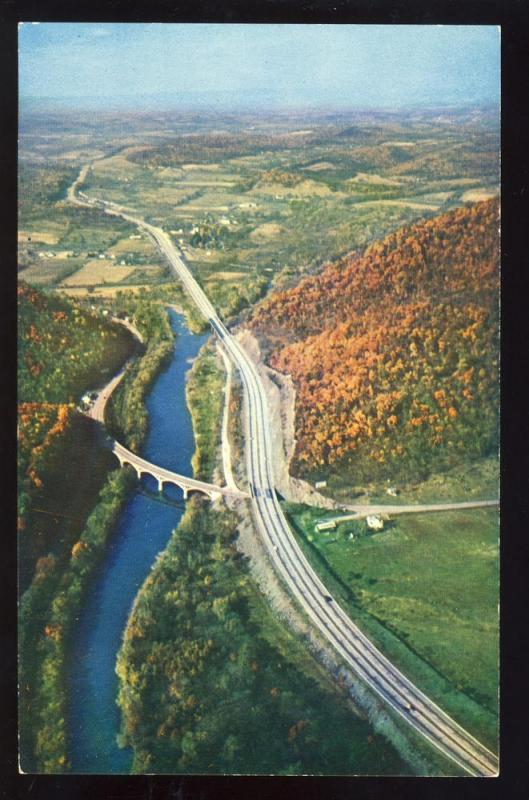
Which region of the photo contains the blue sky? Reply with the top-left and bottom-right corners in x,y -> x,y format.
19,23 -> 500,110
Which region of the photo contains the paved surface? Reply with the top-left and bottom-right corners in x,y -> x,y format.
112,440 -> 246,500
328,499 -> 499,522
69,166 -> 499,777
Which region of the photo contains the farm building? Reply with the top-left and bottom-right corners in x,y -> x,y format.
315,520 -> 336,533
366,515 -> 384,531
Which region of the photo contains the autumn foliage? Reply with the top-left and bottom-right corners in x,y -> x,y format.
249,199 -> 499,481
18,281 -> 133,404
18,402 -> 74,490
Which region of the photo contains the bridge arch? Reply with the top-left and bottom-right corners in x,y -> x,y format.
109,441 -> 242,503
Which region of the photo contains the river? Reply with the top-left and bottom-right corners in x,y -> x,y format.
67,310 -> 208,773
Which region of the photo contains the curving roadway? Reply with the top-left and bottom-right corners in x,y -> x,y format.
69,169 -> 499,777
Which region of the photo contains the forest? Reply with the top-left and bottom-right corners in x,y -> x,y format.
116,500 -> 407,775
105,295 -> 175,452
18,281 -> 134,404
18,283 -> 135,583
18,283 -> 140,771
249,199 -> 499,483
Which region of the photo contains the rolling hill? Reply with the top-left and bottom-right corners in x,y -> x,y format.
248,199 -> 499,483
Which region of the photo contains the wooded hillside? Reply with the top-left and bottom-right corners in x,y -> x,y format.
18,283 -> 134,585
249,199 -> 499,481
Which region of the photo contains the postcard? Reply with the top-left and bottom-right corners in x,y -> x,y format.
18,23 -> 500,777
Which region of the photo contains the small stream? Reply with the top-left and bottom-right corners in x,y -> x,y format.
67,310 -> 207,773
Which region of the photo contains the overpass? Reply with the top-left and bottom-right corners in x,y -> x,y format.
112,440 -> 246,501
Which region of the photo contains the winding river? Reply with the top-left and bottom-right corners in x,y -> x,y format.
68,310 -> 208,773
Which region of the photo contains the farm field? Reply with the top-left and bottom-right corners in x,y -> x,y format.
19,257 -> 84,287
20,107 -> 499,323
35,106 -> 495,311
59,260 -> 164,288
284,498 -> 499,750
59,260 -> 136,286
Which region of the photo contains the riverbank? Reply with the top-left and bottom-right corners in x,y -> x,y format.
20,467 -> 135,772
18,289 -> 140,772
19,297 -> 184,772
66,309 -> 207,773
105,299 -> 175,451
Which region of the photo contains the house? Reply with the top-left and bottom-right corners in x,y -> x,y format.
366,515 -> 384,531
315,480 -> 327,489
386,487 -> 399,497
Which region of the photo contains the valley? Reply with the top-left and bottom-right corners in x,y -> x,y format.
18,105 -> 499,776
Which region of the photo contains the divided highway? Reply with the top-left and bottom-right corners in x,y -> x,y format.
70,171 -> 499,777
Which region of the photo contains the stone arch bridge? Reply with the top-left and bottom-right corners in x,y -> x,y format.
112,441 -> 248,501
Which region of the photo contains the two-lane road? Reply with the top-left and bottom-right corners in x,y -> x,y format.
69,170 -> 498,776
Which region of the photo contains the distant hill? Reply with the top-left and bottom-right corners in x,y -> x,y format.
248,199 -> 499,482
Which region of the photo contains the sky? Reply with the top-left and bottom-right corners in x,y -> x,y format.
19,23 -> 500,111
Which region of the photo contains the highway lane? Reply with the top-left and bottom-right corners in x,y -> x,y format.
213,317 -> 498,777
69,170 -> 498,777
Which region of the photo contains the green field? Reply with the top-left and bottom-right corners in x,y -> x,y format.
321,455 -> 500,508
284,501 -> 498,750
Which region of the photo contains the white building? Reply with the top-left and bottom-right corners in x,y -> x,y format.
315,520 -> 336,533
366,515 -> 384,531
